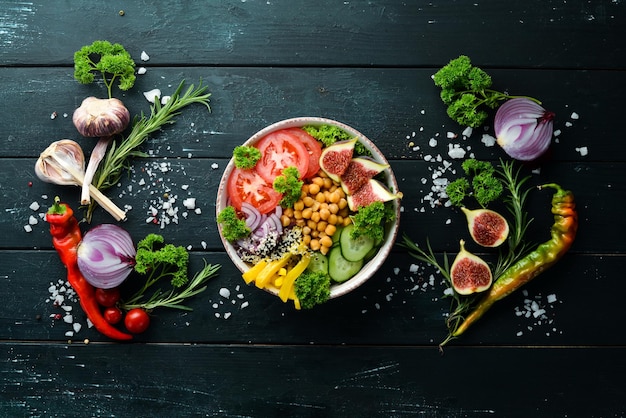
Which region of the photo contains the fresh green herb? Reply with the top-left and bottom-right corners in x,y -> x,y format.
121,262 -> 221,311
303,124 -> 371,156
349,201 -> 395,244
87,80 -> 211,220
73,40 -> 136,98
134,233 -> 189,288
294,271 -> 331,309
401,159 -> 535,347
273,166 -> 303,208
445,159 -> 503,208
433,55 -> 541,128
233,145 -> 262,169
217,206 -> 251,241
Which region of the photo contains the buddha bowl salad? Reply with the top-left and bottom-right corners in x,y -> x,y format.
217,123 -> 402,309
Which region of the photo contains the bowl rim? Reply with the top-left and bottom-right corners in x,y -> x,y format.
216,117 -> 401,300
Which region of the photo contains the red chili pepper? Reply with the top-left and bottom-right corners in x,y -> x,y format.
46,197 -> 132,341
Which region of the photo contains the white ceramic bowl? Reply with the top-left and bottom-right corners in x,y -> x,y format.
216,117 -> 401,301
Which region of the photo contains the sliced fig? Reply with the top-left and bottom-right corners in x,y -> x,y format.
319,138 -> 357,182
461,207 -> 510,247
450,240 -> 493,295
340,157 -> 390,195
347,178 -> 402,211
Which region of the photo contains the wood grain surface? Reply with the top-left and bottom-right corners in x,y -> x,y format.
1,0 -> 625,416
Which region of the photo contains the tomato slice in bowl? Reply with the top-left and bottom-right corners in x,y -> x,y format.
227,168 -> 282,214
283,128 -> 322,178
255,129 -> 310,183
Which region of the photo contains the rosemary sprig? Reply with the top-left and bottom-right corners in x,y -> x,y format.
492,160 -> 534,279
87,79 -> 211,220
120,262 -> 221,311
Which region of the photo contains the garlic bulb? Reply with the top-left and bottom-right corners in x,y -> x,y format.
35,139 -> 127,221
72,97 -> 130,138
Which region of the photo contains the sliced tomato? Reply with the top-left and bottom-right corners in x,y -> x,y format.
254,130 -> 310,183
284,128 -> 322,178
227,168 -> 282,214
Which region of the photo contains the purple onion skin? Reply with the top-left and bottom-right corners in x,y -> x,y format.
77,224 -> 136,289
495,98 -> 555,161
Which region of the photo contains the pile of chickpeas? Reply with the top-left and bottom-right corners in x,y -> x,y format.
281,171 -> 352,255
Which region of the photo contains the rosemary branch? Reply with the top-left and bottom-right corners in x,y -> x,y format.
120,262 -> 221,311
86,80 -> 211,220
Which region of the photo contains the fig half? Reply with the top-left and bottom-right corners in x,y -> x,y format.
461,207 -> 509,247
450,240 -> 493,295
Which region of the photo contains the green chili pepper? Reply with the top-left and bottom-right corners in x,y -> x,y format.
451,183 -> 578,339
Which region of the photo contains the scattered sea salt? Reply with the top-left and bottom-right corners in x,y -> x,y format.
219,288 -> 231,299
137,67 -> 147,75
140,51 -> 150,61
575,146 -> 588,156
29,201 -> 40,211
570,112 -> 579,120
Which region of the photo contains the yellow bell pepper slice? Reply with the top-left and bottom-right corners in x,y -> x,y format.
278,254 -> 311,302
242,260 -> 268,284
255,254 -> 292,288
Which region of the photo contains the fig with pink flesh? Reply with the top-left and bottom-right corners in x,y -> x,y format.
450,240 -> 493,295
319,138 -> 357,182
461,207 -> 509,247
347,178 -> 402,211
340,157 -> 389,195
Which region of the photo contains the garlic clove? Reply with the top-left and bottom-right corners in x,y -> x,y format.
72,97 -> 130,138
35,139 -> 86,186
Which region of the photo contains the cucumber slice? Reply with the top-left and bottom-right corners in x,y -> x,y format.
307,252 -> 329,274
340,224 -> 375,262
328,246 -> 363,282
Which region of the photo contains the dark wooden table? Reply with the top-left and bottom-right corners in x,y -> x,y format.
1,1 -> 625,416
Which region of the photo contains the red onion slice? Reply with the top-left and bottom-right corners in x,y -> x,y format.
495,98 -> 555,161
77,224 -> 136,289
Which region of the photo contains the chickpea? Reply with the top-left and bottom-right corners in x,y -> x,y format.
323,178 -> 333,189
293,210 -> 303,220
311,211 -> 321,223
302,207 -> 313,219
308,183 -> 320,195
294,200 -> 305,211
312,177 -> 324,187
315,192 -> 326,203
302,226 -> 312,235
303,196 -> 315,207
280,215 -> 291,227
338,198 -> 348,210
325,224 -> 337,237
319,208 -> 330,221
302,235 -> 312,246
320,245 -> 330,255
309,239 -> 321,251
328,203 -> 339,214
328,214 -> 338,225
320,235 -> 333,248
317,221 -> 328,233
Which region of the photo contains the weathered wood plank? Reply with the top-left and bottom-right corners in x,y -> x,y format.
1,0 -> 624,69
0,250 -> 622,346
3,158 -> 622,253
0,67 -> 620,161
2,342 -> 625,417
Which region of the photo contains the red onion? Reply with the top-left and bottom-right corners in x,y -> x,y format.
77,224 -> 136,289
495,98 -> 555,161
241,202 -> 262,231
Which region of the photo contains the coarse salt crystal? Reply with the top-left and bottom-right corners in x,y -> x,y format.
547,294 -> 557,303
29,201 -> 40,211
183,198 -> 196,210
462,126 -> 473,137
481,134 -> 497,147
140,51 -> 150,61
570,112 -> 579,120
24,225 -> 33,233
219,288 -> 231,298
446,131 -> 457,139
575,146 -> 588,156
211,163 -> 219,170
241,301 -> 249,309
447,144 -> 466,159
429,138 -> 437,147
143,89 -> 161,103
73,323 -> 82,333
137,67 -> 147,75
161,96 -> 171,105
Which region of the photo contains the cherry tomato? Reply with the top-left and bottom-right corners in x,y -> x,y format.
283,128 -> 322,178
103,307 -> 123,325
227,167 -> 282,214
124,308 -> 151,334
254,130 -> 309,183
95,287 -> 121,307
